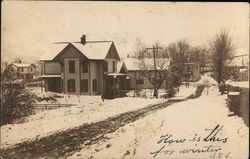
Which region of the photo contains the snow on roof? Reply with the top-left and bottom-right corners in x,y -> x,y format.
12,63 -> 32,67
40,75 -> 61,78
106,73 -> 127,77
184,63 -> 199,65
227,81 -> 249,88
228,55 -> 249,67
240,68 -> 248,72
122,58 -> 171,71
43,41 -> 114,60
72,42 -> 113,60
38,43 -> 68,61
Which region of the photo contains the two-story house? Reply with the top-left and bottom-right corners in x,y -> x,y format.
41,35 -> 125,97
183,63 -> 201,82
9,62 -> 36,81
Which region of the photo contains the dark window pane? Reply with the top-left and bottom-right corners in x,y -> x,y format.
92,79 -> 97,92
82,62 -> 88,73
103,61 -> 108,72
67,79 -> 75,92
69,61 -> 75,73
81,79 -> 88,92
136,79 -> 144,85
113,61 -> 115,72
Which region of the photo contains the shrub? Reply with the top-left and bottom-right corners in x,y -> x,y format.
1,67 -> 36,125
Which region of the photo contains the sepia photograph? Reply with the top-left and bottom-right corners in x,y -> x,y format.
0,1 -> 249,159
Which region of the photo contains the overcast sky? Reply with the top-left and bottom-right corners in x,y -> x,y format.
2,2 -> 249,63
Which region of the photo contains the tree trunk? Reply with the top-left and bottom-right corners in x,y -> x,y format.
153,88 -> 158,98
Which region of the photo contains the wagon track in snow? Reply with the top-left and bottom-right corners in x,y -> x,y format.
0,86 -> 204,159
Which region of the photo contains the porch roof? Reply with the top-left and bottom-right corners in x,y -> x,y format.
105,73 -> 128,78
39,74 -> 61,78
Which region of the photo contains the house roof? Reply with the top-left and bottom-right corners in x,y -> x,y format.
71,42 -> 114,60
50,41 -> 119,60
227,55 -> 249,67
122,58 -> 171,71
117,61 -> 124,73
11,63 -> 34,68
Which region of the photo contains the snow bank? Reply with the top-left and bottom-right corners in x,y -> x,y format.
69,86 -> 248,159
194,74 -> 217,86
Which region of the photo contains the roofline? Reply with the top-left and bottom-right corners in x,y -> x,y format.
52,41 -> 113,44
51,41 -> 119,61
11,63 -> 35,68
52,43 -> 89,61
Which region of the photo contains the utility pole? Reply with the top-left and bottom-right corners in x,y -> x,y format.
146,46 -> 163,81
146,46 -> 163,97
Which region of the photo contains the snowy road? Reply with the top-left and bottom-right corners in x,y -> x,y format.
0,85 -> 248,159
0,87 -> 202,159
68,86 -> 248,159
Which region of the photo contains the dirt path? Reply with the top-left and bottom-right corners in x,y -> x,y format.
0,86 -> 204,159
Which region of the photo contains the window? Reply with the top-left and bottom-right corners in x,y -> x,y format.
67,79 -> 75,92
186,65 -> 191,71
69,61 -> 75,73
82,62 -> 88,73
30,67 -> 33,72
136,79 -> 144,85
103,61 -> 108,72
21,68 -> 24,72
113,61 -> 116,72
81,79 -> 88,92
92,79 -> 97,92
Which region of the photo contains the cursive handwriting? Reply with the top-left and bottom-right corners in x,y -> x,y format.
203,124 -> 228,143
157,134 -> 186,144
150,145 -> 175,158
150,124 -> 230,158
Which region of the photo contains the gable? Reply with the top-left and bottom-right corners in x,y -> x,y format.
105,42 -> 120,60
28,64 -> 36,70
120,63 -> 128,73
53,43 -> 88,61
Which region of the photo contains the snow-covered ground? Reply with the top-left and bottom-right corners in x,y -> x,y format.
1,84 -> 198,149
1,97 -> 165,148
68,86 -> 249,159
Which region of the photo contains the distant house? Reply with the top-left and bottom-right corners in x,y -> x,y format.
227,55 -> 249,81
183,63 -> 201,82
120,58 -> 171,90
41,35 -> 127,98
9,62 -> 36,81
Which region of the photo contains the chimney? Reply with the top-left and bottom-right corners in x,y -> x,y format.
19,60 -> 22,63
81,35 -> 86,45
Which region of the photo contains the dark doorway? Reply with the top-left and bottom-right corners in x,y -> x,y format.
48,78 -> 61,93
104,74 -> 128,99
104,76 -> 115,99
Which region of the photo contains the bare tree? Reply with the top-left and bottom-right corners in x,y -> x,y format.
167,40 -> 190,77
135,43 -> 170,97
210,30 -> 235,83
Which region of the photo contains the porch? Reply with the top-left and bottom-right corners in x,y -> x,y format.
40,75 -> 62,93
104,73 -> 129,99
